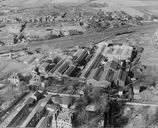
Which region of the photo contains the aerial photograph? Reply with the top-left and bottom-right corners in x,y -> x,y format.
0,0 -> 158,127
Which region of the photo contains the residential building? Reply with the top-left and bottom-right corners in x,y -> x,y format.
29,74 -> 41,86
52,110 -> 74,128
64,65 -> 76,76
8,72 -> 20,86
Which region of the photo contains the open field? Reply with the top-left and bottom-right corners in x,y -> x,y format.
92,0 -> 158,16
0,0 -> 157,16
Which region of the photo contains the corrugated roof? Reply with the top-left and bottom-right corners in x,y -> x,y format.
35,116 -> 49,128
0,92 -> 35,128
64,65 -> 75,76
40,62 -> 49,69
20,94 -> 52,128
105,60 -> 119,70
113,69 -> 127,81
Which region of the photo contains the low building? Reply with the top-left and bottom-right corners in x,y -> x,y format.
8,72 -> 20,86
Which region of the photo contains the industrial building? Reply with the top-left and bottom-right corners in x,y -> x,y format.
87,59 -> 127,88
20,94 -> 52,128
0,92 -> 37,128
54,61 -> 72,77
80,42 -> 106,79
113,69 -> 128,87
63,65 -> 76,76
72,49 -> 88,64
39,61 -> 50,74
35,115 -> 50,128
49,59 -> 66,75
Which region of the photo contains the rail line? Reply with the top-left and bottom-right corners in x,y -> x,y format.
0,23 -> 158,54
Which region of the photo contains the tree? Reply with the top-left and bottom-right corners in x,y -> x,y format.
74,85 -> 108,127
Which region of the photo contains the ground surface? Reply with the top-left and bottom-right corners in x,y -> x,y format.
0,0 -> 157,16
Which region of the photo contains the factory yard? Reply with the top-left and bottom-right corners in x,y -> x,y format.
141,45 -> 158,66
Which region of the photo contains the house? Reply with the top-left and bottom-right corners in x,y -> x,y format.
29,74 -> 41,86
8,72 -> 20,86
52,110 -> 74,128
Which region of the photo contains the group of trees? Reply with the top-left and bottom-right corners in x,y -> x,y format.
74,85 -> 108,127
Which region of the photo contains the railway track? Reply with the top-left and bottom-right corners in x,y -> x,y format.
0,23 -> 158,54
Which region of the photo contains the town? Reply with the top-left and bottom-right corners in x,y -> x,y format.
1,0 -> 158,128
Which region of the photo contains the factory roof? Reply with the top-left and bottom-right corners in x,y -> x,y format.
64,65 -> 75,76
105,60 -> 120,70
35,116 -> 49,128
39,61 -> 50,69
51,96 -> 75,108
20,94 -> 52,128
0,92 -> 36,128
57,61 -> 71,74
105,69 -> 115,82
50,59 -> 65,74
113,69 -> 127,82
73,49 -> 85,59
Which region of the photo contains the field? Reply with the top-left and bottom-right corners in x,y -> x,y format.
0,0 -> 157,16
92,0 -> 158,16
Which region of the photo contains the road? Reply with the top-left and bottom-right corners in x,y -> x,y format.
0,23 -> 158,54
